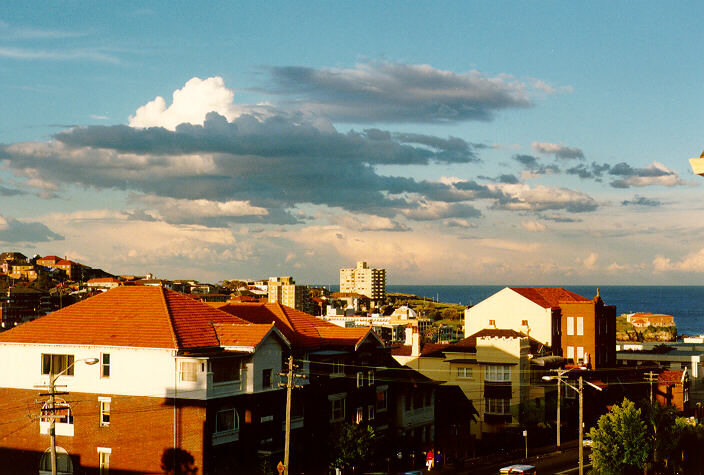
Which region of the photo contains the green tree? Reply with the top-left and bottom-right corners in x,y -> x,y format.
588,398 -> 651,474
329,422 -> 376,474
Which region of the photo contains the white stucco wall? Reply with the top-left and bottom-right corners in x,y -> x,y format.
465,287 -> 553,345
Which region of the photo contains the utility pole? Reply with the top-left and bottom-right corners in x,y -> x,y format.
279,355 -> 305,475
549,368 -> 571,448
578,376 -> 583,475
644,371 -> 657,403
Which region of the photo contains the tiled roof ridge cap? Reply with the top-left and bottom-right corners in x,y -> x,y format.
160,287 -> 180,349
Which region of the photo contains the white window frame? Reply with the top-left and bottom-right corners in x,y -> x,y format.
329,393 -> 346,422
367,370 -> 374,386
485,398 -> 511,414
215,408 -> 239,434
567,346 -> 575,360
180,361 -> 198,382
577,346 -> 584,362
99,397 -> 111,427
331,360 -> 344,378
485,365 -> 510,382
567,316 -> 575,336
39,398 -> 74,437
577,317 -> 584,336
457,367 -> 473,379
356,371 -> 364,388
97,447 -> 111,475
101,353 -> 110,378
368,404 -> 375,421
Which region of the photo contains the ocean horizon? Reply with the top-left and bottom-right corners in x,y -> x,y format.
318,284 -> 704,337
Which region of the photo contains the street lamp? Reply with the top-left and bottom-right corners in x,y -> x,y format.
543,374 -> 603,475
47,357 -> 99,475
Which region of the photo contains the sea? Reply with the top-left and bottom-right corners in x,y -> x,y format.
320,285 -> 704,337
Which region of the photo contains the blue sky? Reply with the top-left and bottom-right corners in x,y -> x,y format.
2,2 -> 704,285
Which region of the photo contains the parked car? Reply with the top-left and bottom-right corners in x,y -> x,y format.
499,464 -> 537,474
583,437 -> 593,447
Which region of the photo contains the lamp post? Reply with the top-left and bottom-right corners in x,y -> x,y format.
46,357 -> 99,475
543,374 -> 603,475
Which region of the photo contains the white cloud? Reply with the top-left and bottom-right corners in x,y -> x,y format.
520,220 -> 547,232
129,77 -> 240,130
580,252 -> 598,270
653,249 -> 704,272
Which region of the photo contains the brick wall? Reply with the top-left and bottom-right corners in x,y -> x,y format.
0,387 -> 206,474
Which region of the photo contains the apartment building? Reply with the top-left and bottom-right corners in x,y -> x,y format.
465,287 -> 616,368
339,261 -> 386,307
267,276 -> 311,313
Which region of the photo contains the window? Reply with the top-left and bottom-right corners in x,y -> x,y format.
376,387 -> 388,411
356,371 -> 364,388
101,353 -> 110,378
331,360 -> 344,377
485,365 -> 511,382
567,346 -> 575,360
577,346 -> 584,362
41,354 -> 74,376
367,370 -> 374,386
489,319 -> 496,326
577,317 -> 584,336
97,447 -> 111,475
40,398 -> 74,436
180,361 -> 197,382
356,407 -> 364,424
405,394 -> 412,411
215,408 -> 239,434
457,367 -> 473,379
329,394 -> 346,422
262,369 -> 272,389
368,405 -> 375,421
39,447 -> 73,473
99,397 -> 111,427
485,398 -> 511,414
521,320 -> 529,326
212,358 -> 240,383
567,317 -> 574,336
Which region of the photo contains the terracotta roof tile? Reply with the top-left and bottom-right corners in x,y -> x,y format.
0,286 -> 248,349
213,322 -> 282,350
510,287 -> 590,308
658,370 -> 685,383
217,302 -> 377,349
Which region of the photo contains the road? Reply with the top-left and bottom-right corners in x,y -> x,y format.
448,445 -> 590,474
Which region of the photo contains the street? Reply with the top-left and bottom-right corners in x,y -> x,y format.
437,445 -> 589,474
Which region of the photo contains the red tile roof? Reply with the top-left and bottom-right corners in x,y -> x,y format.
510,287 -> 590,308
658,370 -> 686,383
217,302 -> 379,349
213,322 -> 288,350
0,286 -> 249,349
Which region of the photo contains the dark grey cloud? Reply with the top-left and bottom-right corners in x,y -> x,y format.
263,61 -> 533,123
0,185 -> 26,196
608,162 -> 683,188
0,216 -> 63,243
621,195 -> 662,207
512,154 -> 560,175
478,174 -> 520,184
532,142 -> 585,160
55,113 -> 478,166
565,162 -> 610,180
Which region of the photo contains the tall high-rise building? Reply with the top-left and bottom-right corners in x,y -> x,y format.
339,261 -> 386,307
267,276 -> 311,313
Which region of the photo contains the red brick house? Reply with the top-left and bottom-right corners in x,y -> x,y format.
0,286 -> 293,474
656,369 -> 690,413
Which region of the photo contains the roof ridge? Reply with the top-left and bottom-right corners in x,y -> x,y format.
160,287 -> 180,348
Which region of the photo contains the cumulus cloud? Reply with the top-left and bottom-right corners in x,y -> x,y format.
653,249 -> 704,273
0,215 -> 63,243
532,141 -> 584,160
609,161 -> 684,188
521,220 -> 547,232
565,162 -> 610,180
402,201 -> 482,221
621,195 -> 662,207
265,61 -> 535,123
512,154 -> 560,176
331,214 -> 409,232
580,252 -> 598,270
